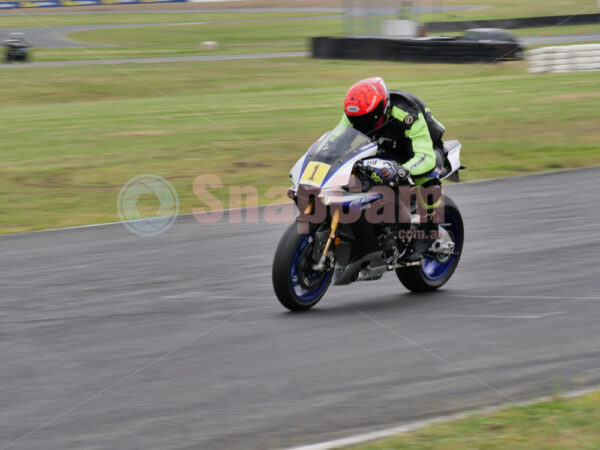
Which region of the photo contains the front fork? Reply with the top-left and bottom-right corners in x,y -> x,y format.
313,208 -> 340,271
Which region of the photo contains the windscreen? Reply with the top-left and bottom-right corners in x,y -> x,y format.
307,125 -> 372,165
299,125 -> 375,188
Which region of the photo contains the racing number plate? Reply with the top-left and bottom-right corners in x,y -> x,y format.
300,161 -> 331,187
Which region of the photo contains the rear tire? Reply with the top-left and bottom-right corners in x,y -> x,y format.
396,196 -> 464,292
272,222 -> 333,311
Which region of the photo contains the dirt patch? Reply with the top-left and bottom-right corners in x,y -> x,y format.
0,0 -> 343,14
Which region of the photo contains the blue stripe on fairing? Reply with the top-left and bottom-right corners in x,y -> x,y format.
299,150 -> 311,175
319,144 -> 377,187
339,193 -> 383,209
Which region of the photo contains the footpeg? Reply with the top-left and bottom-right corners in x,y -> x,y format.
395,260 -> 422,268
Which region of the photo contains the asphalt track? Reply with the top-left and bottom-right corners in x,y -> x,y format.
0,51 -> 308,67
2,167 -> 600,449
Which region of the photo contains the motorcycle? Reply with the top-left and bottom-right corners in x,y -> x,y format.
4,39 -> 30,63
272,124 -> 465,311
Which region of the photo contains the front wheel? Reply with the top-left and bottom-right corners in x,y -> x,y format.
272,222 -> 333,311
396,196 -> 464,292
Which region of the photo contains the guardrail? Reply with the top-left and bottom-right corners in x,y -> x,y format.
426,13 -> 600,33
527,44 -> 600,73
312,37 -> 521,63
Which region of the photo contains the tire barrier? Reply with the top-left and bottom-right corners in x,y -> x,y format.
312,37 -> 521,63
528,43 -> 600,73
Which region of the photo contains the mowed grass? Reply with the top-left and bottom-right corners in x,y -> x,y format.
32,18 -> 340,62
1,58 -> 599,233
512,23 -> 600,36
445,23 -> 600,37
421,0 -> 598,21
0,11 -> 339,27
347,390 -> 600,449
29,19 -> 600,63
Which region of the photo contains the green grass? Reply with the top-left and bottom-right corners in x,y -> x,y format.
445,23 -> 600,37
421,0 -> 598,22
1,57 -> 599,234
346,390 -> 600,449
32,43 -> 308,63
28,18 -> 341,62
0,11 -> 339,27
512,23 -> 600,36
10,9 -> 599,63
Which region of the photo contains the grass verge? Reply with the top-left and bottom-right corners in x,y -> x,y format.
444,23 -> 600,37
0,11 -> 339,27
1,58 -> 599,233
346,389 -> 600,449
27,18 -> 341,62
421,0 -> 598,22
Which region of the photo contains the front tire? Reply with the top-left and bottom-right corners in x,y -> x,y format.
396,196 -> 464,292
272,222 -> 333,311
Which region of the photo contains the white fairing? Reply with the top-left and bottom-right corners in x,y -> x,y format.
289,143 -> 378,190
443,139 -> 462,177
321,144 -> 378,190
289,131 -> 331,187
289,153 -> 307,187
290,134 -> 463,189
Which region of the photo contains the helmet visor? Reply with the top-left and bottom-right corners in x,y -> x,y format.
346,101 -> 385,135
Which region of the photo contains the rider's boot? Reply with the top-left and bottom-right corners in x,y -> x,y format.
378,226 -> 398,262
400,222 -> 438,263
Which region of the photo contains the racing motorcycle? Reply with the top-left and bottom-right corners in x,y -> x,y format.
4,35 -> 30,63
272,124 -> 465,311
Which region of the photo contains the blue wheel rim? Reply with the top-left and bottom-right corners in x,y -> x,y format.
289,233 -> 333,303
421,209 -> 461,281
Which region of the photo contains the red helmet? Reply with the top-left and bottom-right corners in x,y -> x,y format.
343,77 -> 391,135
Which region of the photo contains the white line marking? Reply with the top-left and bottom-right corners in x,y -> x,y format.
287,385 -> 600,450
287,413 -> 470,450
355,311 -> 596,450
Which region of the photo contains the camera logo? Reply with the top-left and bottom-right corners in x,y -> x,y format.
117,174 -> 179,237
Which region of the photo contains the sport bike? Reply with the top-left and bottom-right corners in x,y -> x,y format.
272,124 -> 464,311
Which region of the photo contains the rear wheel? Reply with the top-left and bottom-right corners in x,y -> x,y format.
272,222 -> 333,311
396,196 -> 464,292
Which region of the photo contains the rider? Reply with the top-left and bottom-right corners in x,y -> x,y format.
3,33 -> 30,62
339,77 -> 446,263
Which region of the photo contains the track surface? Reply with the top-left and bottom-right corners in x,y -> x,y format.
0,51 -> 308,67
2,168 -> 600,449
